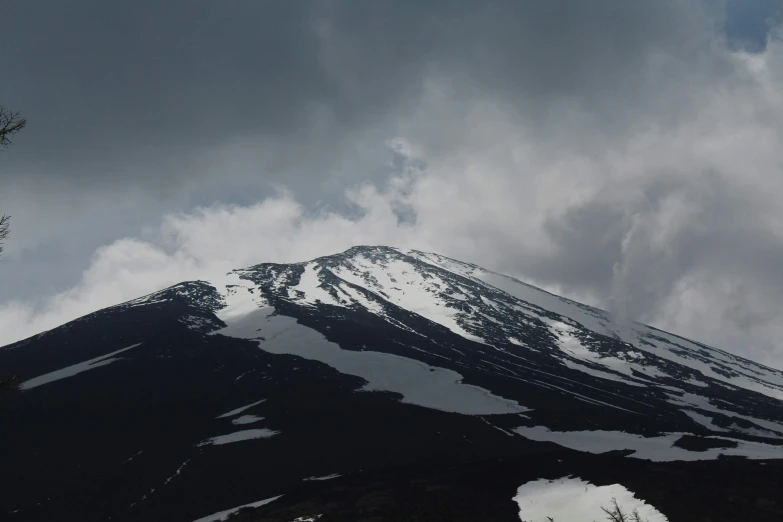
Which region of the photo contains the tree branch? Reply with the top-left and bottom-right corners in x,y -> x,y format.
0,105 -> 27,148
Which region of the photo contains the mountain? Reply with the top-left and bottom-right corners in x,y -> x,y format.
2,245 -> 783,521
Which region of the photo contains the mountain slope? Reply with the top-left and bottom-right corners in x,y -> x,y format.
2,245 -> 782,521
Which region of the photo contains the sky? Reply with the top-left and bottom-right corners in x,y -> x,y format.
1,1 -> 783,369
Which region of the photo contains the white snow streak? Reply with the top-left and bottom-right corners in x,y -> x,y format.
337,283 -> 385,314
191,495 -> 283,522
19,343 -> 142,390
164,459 -> 191,484
231,414 -> 264,425
197,429 -> 279,446
123,450 -> 143,464
216,399 -> 267,419
303,473 -> 341,481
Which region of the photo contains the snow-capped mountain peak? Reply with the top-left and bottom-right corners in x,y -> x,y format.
213,246 -> 783,401
4,245 -> 783,522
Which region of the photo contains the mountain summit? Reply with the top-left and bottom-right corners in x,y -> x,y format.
3,246 -> 783,521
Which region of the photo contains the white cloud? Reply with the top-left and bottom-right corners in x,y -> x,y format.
0,187 -> 419,346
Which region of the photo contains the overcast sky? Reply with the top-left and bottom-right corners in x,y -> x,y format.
2,1 -> 783,368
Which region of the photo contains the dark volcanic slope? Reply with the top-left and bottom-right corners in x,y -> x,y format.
1,246 -> 782,521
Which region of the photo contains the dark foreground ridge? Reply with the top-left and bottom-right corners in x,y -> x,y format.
1,246 -> 782,521
228,454 -> 783,522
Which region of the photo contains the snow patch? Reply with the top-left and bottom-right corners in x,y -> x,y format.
215,305 -> 527,415
331,257 -> 486,343
291,263 -> 343,307
513,425 -> 783,461
408,250 -> 783,402
513,477 -> 668,522
212,272 -> 266,325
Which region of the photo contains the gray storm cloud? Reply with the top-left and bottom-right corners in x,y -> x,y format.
1,0 -> 730,187
1,1 -> 783,368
